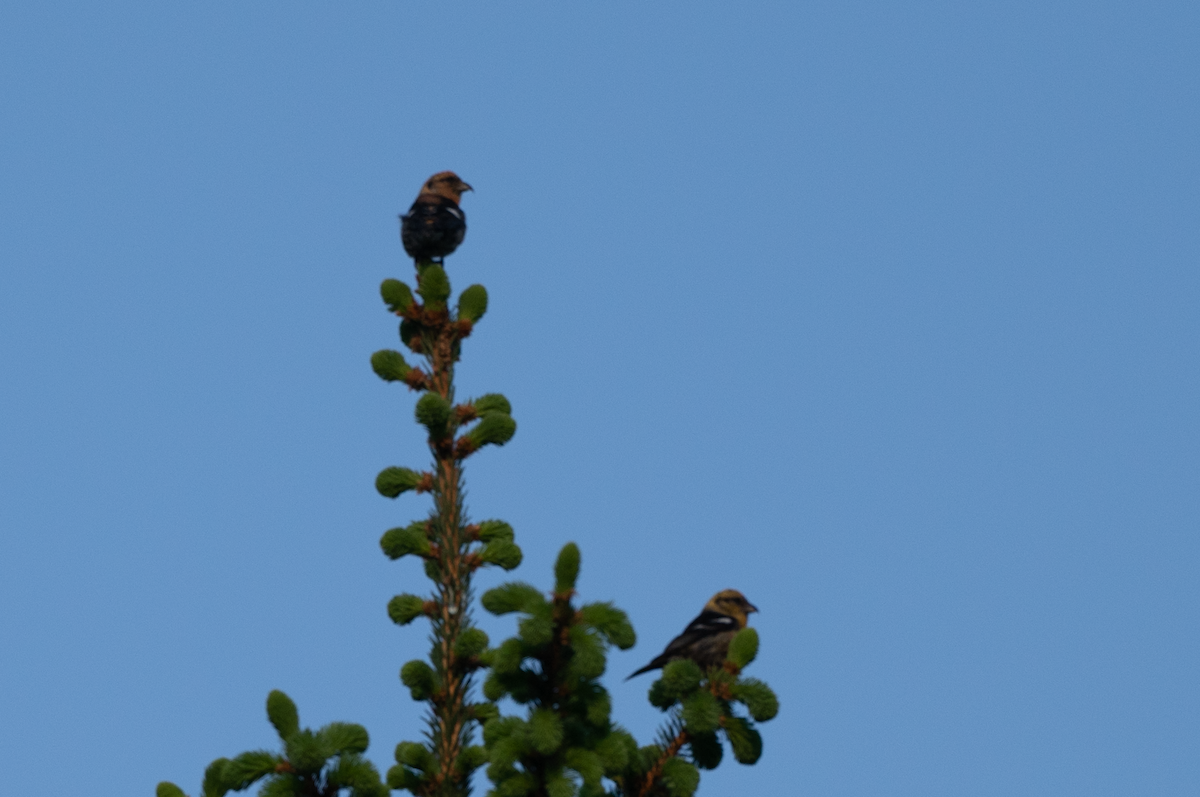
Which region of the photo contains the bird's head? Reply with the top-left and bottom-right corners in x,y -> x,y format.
419,171 -> 473,204
706,589 -> 759,627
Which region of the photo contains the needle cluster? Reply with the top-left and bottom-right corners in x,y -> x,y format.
156,691 -> 387,797
478,544 -> 638,797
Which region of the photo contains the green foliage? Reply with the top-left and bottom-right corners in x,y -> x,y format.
399,318 -> 418,349
325,754 -> 390,797
400,659 -> 438,700
416,264 -> 451,309
455,626 -> 490,658
726,627 -> 759,669
554,542 -> 580,593
381,278 -> 415,314
415,391 -> 453,438
680,691 -> 721,734
379,521 -> 431,560
471,392 -> 511,416
461,744 -> 489,769
595,730 -> 635,773
482,545 -> 651,797
185,693 -> 384,797
578,602 -> 636,650
517,602 -> 554,647
480,538 -> 523,570
481,582 -> 544,615
660,758 -> 700,797
660,660 -> 704,702
285,730 -> 328,774
265,691 -> 299,740
375,466 -> 422,498
687,731 -> 723,770
722,716 -> 763,764
487,638 -> 525,677
222,751 -> 280,789
385,763 -> 424,793
466,412 -> 516,449
257,779 -> 297,797
457,284 -> 488,322
370,349 -> 411,382
568,747 -> 605,785
387,593 -> 427,626
387,740 -> 437,795
731,677 -> 779,722
545,771 -> 574,797
316,722 -> 370,756
529,708 -> 564,754
202,758 -> 231,797
477,519 -> 515,543
395,741 -> 433,772
564,624 -> 605,680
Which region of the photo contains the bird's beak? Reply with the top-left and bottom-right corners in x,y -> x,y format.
746,602 -> 759,613
460,182 -> 474,193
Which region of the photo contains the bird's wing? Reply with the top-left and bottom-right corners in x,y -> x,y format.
681,609 -> 740,636
659,610 -> 738,656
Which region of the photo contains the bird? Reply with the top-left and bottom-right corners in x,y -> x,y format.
627,589 -> 758,679
399,171 -> 473,262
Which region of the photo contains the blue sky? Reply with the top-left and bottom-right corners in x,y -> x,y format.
1,2 -> 1197,795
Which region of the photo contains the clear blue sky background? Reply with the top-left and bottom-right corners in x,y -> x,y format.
1,2 -> 1197,795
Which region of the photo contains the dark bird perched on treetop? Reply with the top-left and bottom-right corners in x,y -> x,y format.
400,171 -> 473,262
627,589 -> 758,679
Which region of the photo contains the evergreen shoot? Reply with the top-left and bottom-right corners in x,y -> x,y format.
478,543 -> 639,797
156,691 -> 387,797
375,258 -> 520,797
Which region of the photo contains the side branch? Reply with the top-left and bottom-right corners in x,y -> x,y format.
639,729 -> 690,797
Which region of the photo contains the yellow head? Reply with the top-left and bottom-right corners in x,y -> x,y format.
704,589 -> 759,627
418,171 -> 473,204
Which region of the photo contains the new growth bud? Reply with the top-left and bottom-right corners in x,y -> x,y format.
381,279 -> 415,314
477,519 -> 514,543
387,594 -> 428,626
266,690 -> 300,740
371,349 -> 411,382
554,542 -> 580,594
457,284 -> 488,322
400,660 -> 438,701
414,392 -> 453,439
462,412 -> 516,454
726,627 -> 759,669
375,467 -> 425,498
380,522 -> 432,559
471,393 -> 512,416
479,539 -> 523,571
454,627 -> 490,658
416,264 -> 451,311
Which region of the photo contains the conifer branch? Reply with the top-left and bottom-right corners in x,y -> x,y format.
639,729 -> 691,797
379,261 -> 517,797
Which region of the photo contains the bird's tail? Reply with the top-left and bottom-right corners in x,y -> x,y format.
625,661 -> 660,681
